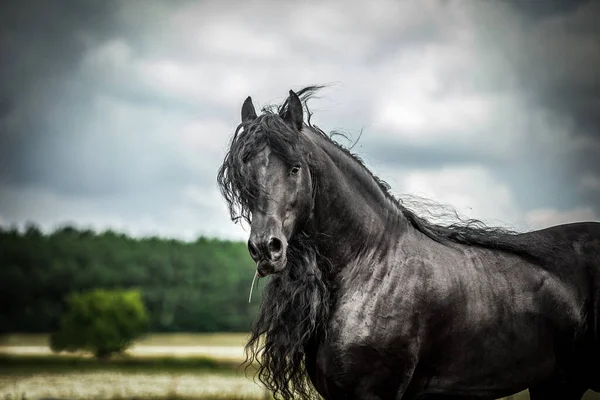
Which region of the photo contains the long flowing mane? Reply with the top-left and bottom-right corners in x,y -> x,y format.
243,233 -> 331,399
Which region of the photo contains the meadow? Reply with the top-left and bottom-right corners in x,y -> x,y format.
1,333 -> 598,400
0,333 -> 267,400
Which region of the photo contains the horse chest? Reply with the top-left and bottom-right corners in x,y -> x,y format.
310,277 -> 424,397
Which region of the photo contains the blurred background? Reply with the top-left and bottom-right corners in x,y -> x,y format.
0,0 -> 599,399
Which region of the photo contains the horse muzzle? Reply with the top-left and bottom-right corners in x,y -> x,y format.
248,235 -> 288,276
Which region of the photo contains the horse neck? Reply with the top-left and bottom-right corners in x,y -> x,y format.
303,128 -> 407,267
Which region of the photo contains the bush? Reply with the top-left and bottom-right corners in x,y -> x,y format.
50,288 -> 149,359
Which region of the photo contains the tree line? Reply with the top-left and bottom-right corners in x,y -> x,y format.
0,224 -> 262,333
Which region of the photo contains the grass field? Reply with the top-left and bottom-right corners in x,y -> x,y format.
1,333 -> 599,400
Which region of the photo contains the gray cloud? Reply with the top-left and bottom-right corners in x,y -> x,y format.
0,0 -> 598,240
492,1 -> 600,145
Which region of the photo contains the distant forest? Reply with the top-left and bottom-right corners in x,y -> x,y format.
0,224 -> 262,333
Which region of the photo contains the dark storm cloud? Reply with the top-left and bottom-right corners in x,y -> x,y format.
0,0 -> 212,198
490,0 -> 600,216
509,0 -> 591,20
0,0 -> 119,121
510,1 -> 600,140
0,0 -> 117,190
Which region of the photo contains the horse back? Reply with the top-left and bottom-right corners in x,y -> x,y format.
523,221 -> 600,389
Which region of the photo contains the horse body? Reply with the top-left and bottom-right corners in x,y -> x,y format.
301,124 -> 598,399
217,87 -> 600,399
310,225 -> 599,399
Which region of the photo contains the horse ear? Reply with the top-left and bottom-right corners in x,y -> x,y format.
283,90 -> 303,131
241,96 -> 257,123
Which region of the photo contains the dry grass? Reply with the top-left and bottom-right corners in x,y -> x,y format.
0,333 -> 251,364
0,334 -> 49,347
137,333 -> 250,347
0,333 -> 250,348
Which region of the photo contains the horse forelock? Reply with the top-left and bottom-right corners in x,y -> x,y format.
217,114 -> 299,225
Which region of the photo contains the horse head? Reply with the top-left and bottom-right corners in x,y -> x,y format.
220,90 -> 316,277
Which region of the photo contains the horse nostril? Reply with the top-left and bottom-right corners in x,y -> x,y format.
248,240 -> 259,260
268,237 -> 283,257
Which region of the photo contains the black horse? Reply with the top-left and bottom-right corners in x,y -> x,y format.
217,86 -> 600,400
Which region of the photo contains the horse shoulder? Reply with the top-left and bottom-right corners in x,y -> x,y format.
327,251 -> 442,355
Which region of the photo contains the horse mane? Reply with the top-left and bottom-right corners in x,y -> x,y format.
218,85 -> 556,264
272,86 -> 555,265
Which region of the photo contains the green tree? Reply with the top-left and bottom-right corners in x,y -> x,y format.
0,225 -> 260,333
50,288 -> 149,359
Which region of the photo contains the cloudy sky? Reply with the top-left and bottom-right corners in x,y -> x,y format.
1,0 -> 599,241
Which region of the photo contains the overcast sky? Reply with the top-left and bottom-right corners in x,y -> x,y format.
1,0 -> 599,241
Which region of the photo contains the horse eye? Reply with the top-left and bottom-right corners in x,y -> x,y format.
290,166 -> 301,176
